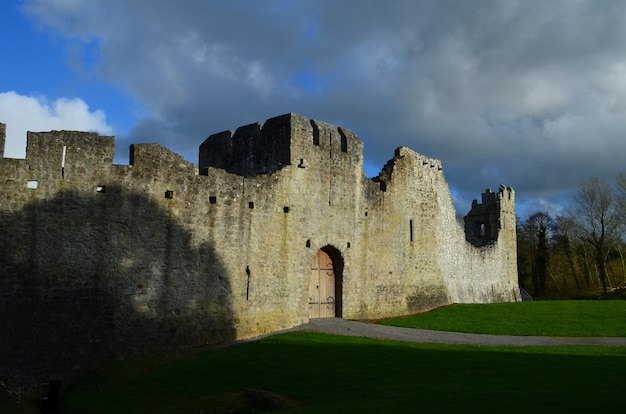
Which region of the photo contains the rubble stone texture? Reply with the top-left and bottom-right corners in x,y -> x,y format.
0,113 -> 519,387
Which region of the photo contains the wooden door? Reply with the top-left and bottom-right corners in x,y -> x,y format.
309,249 -> 335,318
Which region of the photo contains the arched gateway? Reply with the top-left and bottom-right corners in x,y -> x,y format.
308,246 -> 343,318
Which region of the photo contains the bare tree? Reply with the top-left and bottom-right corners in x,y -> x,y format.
570,177 -> 623,293
553,215 -> 581,292
617,174 -> 626,223
518,212 -> 553,297
615,174 -> 626,286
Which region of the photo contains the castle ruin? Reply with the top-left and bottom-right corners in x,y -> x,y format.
0,114 -> 519,388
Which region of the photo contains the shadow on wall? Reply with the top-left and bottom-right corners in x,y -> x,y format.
0,186 -> 235,389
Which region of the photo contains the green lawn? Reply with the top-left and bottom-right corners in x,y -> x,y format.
60,301 -> 626,413
381,300 -> 626,336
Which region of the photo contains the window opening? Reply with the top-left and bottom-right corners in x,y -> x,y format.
246,266 -> 251,301
410,219 -> 414,242
96,185 -> 107,193
249,201 -> 254,209
27,180 -> 38,189
328,132 -> 332,158
61,145 -> 67,178
209,196 -> 217,204
340,131 -> 348,153
312,121 -> 320,146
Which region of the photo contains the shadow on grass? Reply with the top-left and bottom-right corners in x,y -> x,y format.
63,331 -> 626,414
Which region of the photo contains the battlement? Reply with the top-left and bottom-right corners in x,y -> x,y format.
199,114 -> 291,176
199,113 -> 363,177
1,114 -> 366,184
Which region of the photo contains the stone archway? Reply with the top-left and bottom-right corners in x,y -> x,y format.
308,246 -> 343,318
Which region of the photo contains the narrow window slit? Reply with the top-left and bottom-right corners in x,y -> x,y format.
246,266 -> 251,301
311,120 -> 320,146
61,145 -> 67,178
340,130 -> 348,153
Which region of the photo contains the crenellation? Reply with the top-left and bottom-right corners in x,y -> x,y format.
199,114 -> 299,177
310,118 -> 334,150
199,130 -> 232,171
0,113 -> 519,390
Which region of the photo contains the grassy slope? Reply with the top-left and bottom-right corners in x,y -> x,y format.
380,300 -> 626,336
61,301 -> 626,413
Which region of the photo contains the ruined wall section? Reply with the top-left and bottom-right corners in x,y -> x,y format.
351,147 -> 520,318
0,115 -> 519,388
442,185 -> 520,304
464,189 -> 501,247
351,148 -> 452,318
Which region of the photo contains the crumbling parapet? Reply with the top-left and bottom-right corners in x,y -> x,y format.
463,185 -> 515,247
372,147 -> 443,193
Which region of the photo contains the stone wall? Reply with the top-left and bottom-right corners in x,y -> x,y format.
0,113 -> 519,389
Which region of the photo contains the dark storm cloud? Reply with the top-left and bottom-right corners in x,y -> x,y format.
24,0 -> 626,216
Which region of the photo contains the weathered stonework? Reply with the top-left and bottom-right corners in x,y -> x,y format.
0,113 -> 519,388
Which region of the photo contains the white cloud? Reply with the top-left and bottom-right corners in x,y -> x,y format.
0,91 -> 112,158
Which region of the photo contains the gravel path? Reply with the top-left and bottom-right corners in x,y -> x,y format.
291,318 -> 626,347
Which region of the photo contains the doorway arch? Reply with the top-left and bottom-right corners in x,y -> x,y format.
308,245 -> 343,318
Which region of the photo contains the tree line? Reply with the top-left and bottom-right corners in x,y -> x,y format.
517,175 -> 626,299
